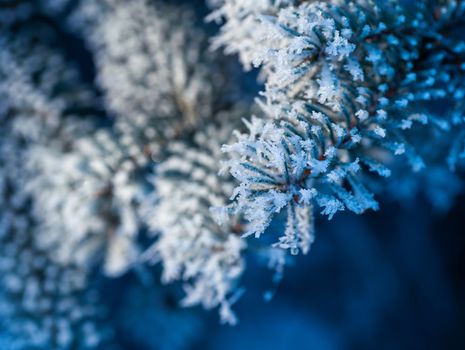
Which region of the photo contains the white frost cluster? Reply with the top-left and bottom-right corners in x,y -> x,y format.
0,222 -> 107,350
1,23 -> 141,278
214,0 -> 465,254
208,0 -> 297,70
70,0 -> 236,159
142,116 -> 246,325
0,109 -> 107,349
0,28 -> 95,146
67,0 -> 251,323
26,130 -> 145,277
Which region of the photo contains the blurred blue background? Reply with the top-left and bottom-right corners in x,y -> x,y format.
201,199 -> 465,350
100,195 -> 465,350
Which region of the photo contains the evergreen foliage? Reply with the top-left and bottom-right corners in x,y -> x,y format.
0,1 -> 464,346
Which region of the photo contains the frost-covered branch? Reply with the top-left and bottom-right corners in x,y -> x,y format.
0,70 -> 109,350
141,113 -> 247,325
69,0 -> 241,160
213,0 -> 465,254
26,130 -> 146,277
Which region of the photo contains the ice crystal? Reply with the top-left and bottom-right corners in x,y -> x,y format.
214,0 -> 465,254
70,0 -> 239,159
26,130 -> 145,277
142,114 -> 247,325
